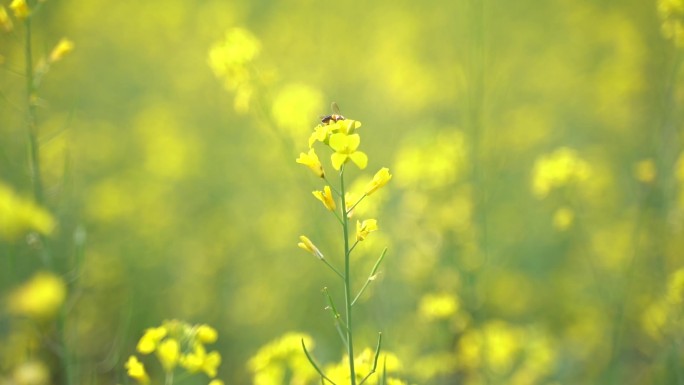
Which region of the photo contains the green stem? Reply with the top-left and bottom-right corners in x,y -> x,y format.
339,164 -> 357,385
24,16 -> 43,206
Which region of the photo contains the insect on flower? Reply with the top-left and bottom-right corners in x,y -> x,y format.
320,102 -> 345,124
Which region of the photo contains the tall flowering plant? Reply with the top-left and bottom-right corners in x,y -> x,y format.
296,104 -> 392,385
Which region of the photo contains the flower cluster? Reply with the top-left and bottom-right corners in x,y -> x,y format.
208,28 -> 263,113
125,320 -> 223,385
658,0 -> 684,47
296,112 -> 391,257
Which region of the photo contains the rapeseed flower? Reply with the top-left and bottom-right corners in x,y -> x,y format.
7,271 -> 66,319
364,168 -> 392,196
9,0 -> 29,20
137,326 -> 167,354
356,219 -> 378,241
48,38 -> 74,63
156,338 -> 180,372
329,133 -> 368,170
125,356 -> 150,385
296,149 -> 325,178
313,186 -> 336,211
0,6 -> 13,32
0,182 -> 56,241
196,324 -> 218,344
298,235 -> 324,260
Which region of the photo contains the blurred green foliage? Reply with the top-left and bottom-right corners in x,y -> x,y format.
2,0 -> 684,384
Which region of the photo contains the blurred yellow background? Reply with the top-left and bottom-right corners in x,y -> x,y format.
2,0 -> 684,384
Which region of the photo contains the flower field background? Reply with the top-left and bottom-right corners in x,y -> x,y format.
2,0 -> 684,384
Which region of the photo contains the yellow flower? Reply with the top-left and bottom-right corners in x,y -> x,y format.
356,219 -> 378,241
7,271 -> 66,319
125,356 -> 150,385
49,38 -> 74,63
0,6 -> 13,32
329,133 -> 368,170
137,326 -> 168,354
298,235 -> 324,260
296,148 -> 325,178
9,0 -> 29,19
312,186 -> 336,211
202,351 -> 221,378
309,124 -> 334,148
0,182 -> 56,241
197,324 -> 218,344
157,338 -> 180,372
209,380 -> 225,385
364,168 -> 392,196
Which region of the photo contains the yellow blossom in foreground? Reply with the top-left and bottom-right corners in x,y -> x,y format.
0,6 -> 13,32
157,338 -> 180,372
364,167 -> 392,196
137,326 -> 168,354
125,356 -> 150,385
9,0 -> 29,19
8,272 -> 66,319
209,380 -> 225,385
356,219 -> 378,241
298,235 -> 324,260
12,361 -> 50,385
296,148 -> 325,178
329,133 -> 368,170
313,186 -> 336,211
0,182 -> 56,241
49,38 -> 74,63
197,324 -> 218,344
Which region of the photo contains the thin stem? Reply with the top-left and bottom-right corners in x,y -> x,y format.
323,287 -> 349,346
339,164 -> 357,385
321,258 -> 345,280
24,16 -> 43,206
351,248 -> 388,307
302,339 -> 337,385
346,194 -> 367,216
358,333 -> 382,385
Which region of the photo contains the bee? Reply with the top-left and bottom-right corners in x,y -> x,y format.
320,102 -> 345,124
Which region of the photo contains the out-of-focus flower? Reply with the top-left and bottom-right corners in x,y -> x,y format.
658,0 -> 684,46
12,361 -> 50,385
531,147 -> 591,198
419,293 -> 459,320
7,272 -> 66,319
137,326 -> 168,354
0,182 -> 56,241
298,235 -> 324,260
157,338 -> 180,372
296,149 -> 325,178
48,38 -> 74,63
208,28 -> 263,113
125,356 -> 150,385
9,0 -> 29,20
0,6 -> 13,32
329,133 -> 367,170
248,332 -> 318,385
209,380 -> 225,385
356,219 -> 378,241
313,186 -> 336,211
197,324 -> 218,344
364,168 -> 392,196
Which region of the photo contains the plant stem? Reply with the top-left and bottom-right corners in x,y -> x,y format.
24,16 -> 43,206
339,164 -> 357,385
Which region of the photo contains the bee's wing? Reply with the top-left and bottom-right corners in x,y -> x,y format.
331,102 -> 341,115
